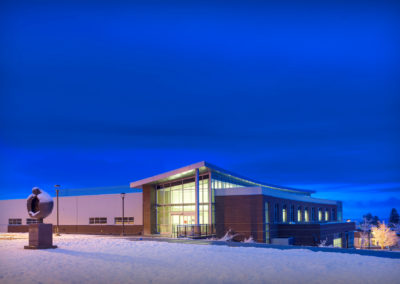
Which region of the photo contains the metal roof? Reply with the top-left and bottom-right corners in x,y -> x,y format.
129,161 -> 315,195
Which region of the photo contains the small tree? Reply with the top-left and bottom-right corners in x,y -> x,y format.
389,208 -> 399,226
371,222 -> 398,249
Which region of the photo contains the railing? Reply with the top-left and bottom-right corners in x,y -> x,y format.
174,224 -> 215,238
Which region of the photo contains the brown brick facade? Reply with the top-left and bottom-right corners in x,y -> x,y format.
215,195 -> 265,242
142,184 -> 157,235
215,194 -> 355,246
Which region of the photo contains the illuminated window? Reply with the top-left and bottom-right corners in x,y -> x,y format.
89,217 -> 107,224
304,208 -> 309,222
333,233 -> 342,248
183,182 -> 194,204
200,178 -> 209,203
297,207 -> 302,222
8,219 -> 22,225
265,202 -> 270,243
265,202 -> 269,223
114,217 -> 134,224
282,205 -> 287,222
200,204 -> 209,224
26,218 -> 43,224
325,210 -> 329,221
171,184 -> 183,204
265,224 -> 270,243
318,208 -> 322,221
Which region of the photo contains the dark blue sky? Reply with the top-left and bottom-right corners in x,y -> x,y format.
1,1 -> 399,220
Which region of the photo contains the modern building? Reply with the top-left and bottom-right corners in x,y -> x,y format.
1,192 -> 143,235
130,161 -> 355,247
2,161 -> 355,247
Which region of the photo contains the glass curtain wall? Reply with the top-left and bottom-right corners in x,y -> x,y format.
156,174 -> 209,235
156,171 -> 258,236
211,172 -> 254,189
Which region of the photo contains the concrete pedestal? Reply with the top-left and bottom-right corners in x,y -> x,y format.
24,223 -> 57,249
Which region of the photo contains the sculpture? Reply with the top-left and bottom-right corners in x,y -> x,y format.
27,187 -> 54,220
24,187 -> 57,249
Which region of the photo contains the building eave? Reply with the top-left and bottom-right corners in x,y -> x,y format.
129,161 -> 315,195
129,161 -> 207,188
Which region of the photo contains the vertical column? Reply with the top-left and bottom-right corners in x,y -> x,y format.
208,170 -> 212,227
195,168 -> 200,225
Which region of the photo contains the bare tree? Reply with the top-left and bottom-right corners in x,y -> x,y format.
359,217 -> 372,249
371,222 -> 398,250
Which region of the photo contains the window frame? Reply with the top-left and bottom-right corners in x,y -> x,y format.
8,218 -> 22,225
114,217 -> 134,225
89,217 -> 107,224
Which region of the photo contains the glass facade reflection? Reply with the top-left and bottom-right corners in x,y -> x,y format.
156,175 -> 209,235
155,170 -> 256,236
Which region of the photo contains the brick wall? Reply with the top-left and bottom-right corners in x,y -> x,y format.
8,225 -> 144,235
215,195 -> 264,242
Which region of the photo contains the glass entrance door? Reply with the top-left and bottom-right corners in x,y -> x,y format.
171,213 -> 195,237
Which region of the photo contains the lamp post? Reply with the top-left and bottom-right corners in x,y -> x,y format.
121,193 -> 126,236
55,185 -> 61,236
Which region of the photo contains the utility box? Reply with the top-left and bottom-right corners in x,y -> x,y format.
271,237 -> 294,246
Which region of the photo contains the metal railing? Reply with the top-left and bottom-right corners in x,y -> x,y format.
174,224 -> 215,238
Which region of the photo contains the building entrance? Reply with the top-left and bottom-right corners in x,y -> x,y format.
171,213 -> 195,237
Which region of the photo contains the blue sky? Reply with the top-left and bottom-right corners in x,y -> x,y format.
1,0 -> 399,220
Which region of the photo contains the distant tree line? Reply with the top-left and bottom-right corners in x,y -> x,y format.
389,208 -> 399,226
362,208 -> 399,226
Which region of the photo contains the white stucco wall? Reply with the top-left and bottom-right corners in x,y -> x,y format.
0,192 -> 143,232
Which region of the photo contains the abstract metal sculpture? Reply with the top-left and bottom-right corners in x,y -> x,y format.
24,187 -> 57,249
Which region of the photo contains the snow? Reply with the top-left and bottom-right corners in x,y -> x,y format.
0,233 -> 399,284
37,191 -> 53,203
27,188 -> 53,203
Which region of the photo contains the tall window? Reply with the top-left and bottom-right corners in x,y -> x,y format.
332,208 -> 336,221
311,208 -> 316,222
290,205 -> 295,222
274,204 -> 279,222
265,201 -> 270,243
325,210 -> 329,221
304,207 -> 309,222
318,208 -> 322,221
297,207 -> 302,222
282,205 -> 287,223
265,202 -> 269,224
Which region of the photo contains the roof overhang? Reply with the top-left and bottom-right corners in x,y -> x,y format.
129,161 -> 315,195
130,161 -> 208,188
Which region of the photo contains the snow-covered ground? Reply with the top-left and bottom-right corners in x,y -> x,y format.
0,233 -> 399,284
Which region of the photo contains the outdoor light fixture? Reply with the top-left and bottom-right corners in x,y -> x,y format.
55,185 -> 61,236
120,193 -> 126,236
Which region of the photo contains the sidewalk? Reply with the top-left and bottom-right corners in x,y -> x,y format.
124,236 -> 400,259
